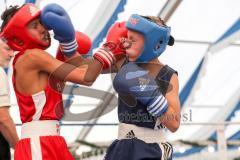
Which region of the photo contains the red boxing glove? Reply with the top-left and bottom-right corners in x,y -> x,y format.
105,21 -> 128,56
56,31 -> 92,61
93,22 -> 128,69
56,48 -> 66,62
75,31 -> 92,54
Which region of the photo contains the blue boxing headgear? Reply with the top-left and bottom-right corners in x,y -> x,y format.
126,14 -> 173,62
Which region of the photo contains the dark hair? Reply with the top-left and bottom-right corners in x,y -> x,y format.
143,16 -> 167,27
1,5 -> 21,31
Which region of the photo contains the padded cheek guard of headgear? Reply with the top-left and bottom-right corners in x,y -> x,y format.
1,3 -> 50,51
126,14 -> 173,62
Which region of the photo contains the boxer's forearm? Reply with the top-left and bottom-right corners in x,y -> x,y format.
64,55 -> 103,85
82,58 -> 103,84
0,107 -> 19,149
159,106 -> 180,133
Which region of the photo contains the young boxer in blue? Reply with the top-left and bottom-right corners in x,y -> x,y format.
103,15 -> 180,160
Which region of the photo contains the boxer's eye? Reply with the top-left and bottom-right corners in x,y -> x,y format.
33,22 -> 38,29
28,20 -> 38,29
128,38 -> 136,44
4,46 -> 11,51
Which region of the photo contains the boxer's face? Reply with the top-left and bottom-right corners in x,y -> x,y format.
126,30 -> 144,61
27,18 -> 50,44
0,39 -> 14,67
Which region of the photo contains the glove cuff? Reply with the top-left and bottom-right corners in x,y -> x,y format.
147,95 -> 168,117
93,47 -> 115,69
60,38 -> 78,57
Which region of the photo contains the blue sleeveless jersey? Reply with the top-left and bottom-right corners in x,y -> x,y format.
113,60 -> 177,129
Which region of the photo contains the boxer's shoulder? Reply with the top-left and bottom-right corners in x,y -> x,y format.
13,49 -> 42,72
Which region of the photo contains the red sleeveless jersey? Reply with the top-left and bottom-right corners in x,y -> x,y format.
12,52 -> 64,123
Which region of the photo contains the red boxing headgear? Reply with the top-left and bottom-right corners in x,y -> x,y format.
1,3 -> 50,51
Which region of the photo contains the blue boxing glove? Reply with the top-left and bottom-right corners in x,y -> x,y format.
40,3 -> 77,57
113,62 -> 168,117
